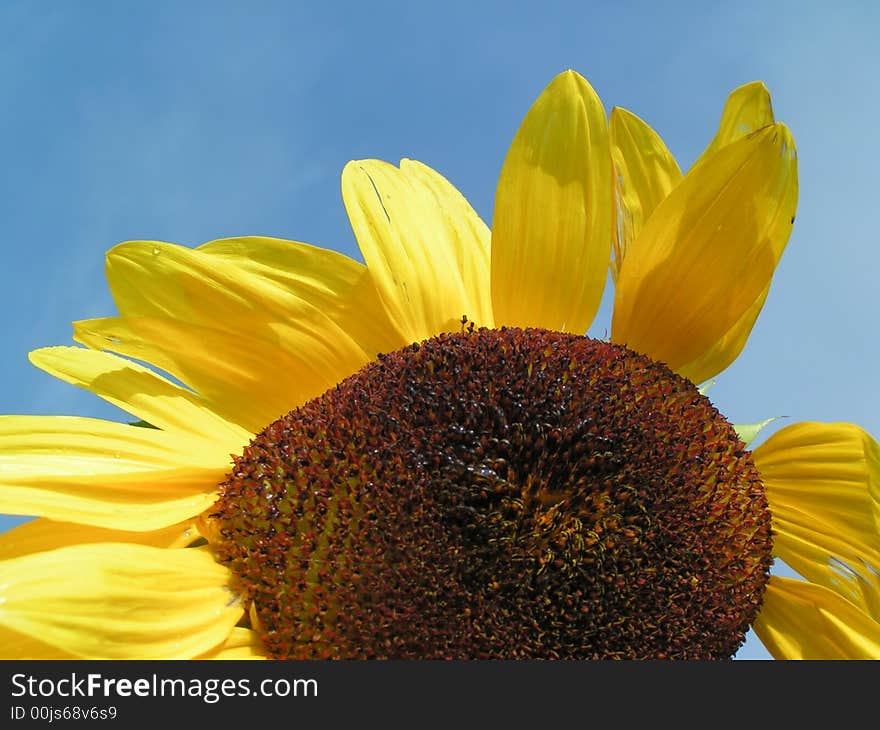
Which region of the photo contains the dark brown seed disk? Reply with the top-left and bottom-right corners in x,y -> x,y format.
210,327 -> 773,659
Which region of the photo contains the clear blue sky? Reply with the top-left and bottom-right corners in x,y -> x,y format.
1,1 -> 877,660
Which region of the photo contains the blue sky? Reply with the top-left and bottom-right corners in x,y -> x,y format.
1,1 -> 877,660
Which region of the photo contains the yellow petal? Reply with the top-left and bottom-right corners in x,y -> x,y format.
28,346 -> 250,456
0,543 -> 242,659
0,414 -> 217,470
692,81 -> 775,169
753,575 -> 880,659
610,107 -> 682,281
341,158 -> 493,342
0,415 -> 226,530
491,70 -> 613,334
669,82 -> 777,382
771,511 -> 880,621
753,421 -> 880,618
109,237 -> 369,334
0,624 -> 76,659
74,316 -> 347,434
754,422 -> 880,554
103,239 -> 394,426
197,236 -> 404,361
401,160 -> 494,328
675,284 -> 769,384
0,516 -> 198,561
611,123 -> 798,371
0,468 -> 223,531
197,626 -> 268,660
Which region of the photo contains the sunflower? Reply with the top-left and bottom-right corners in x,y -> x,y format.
1,71 -> 878,660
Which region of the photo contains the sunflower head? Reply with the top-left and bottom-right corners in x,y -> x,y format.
210,327 -> 772,659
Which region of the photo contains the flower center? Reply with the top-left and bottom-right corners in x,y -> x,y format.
209,327 -> 773,659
